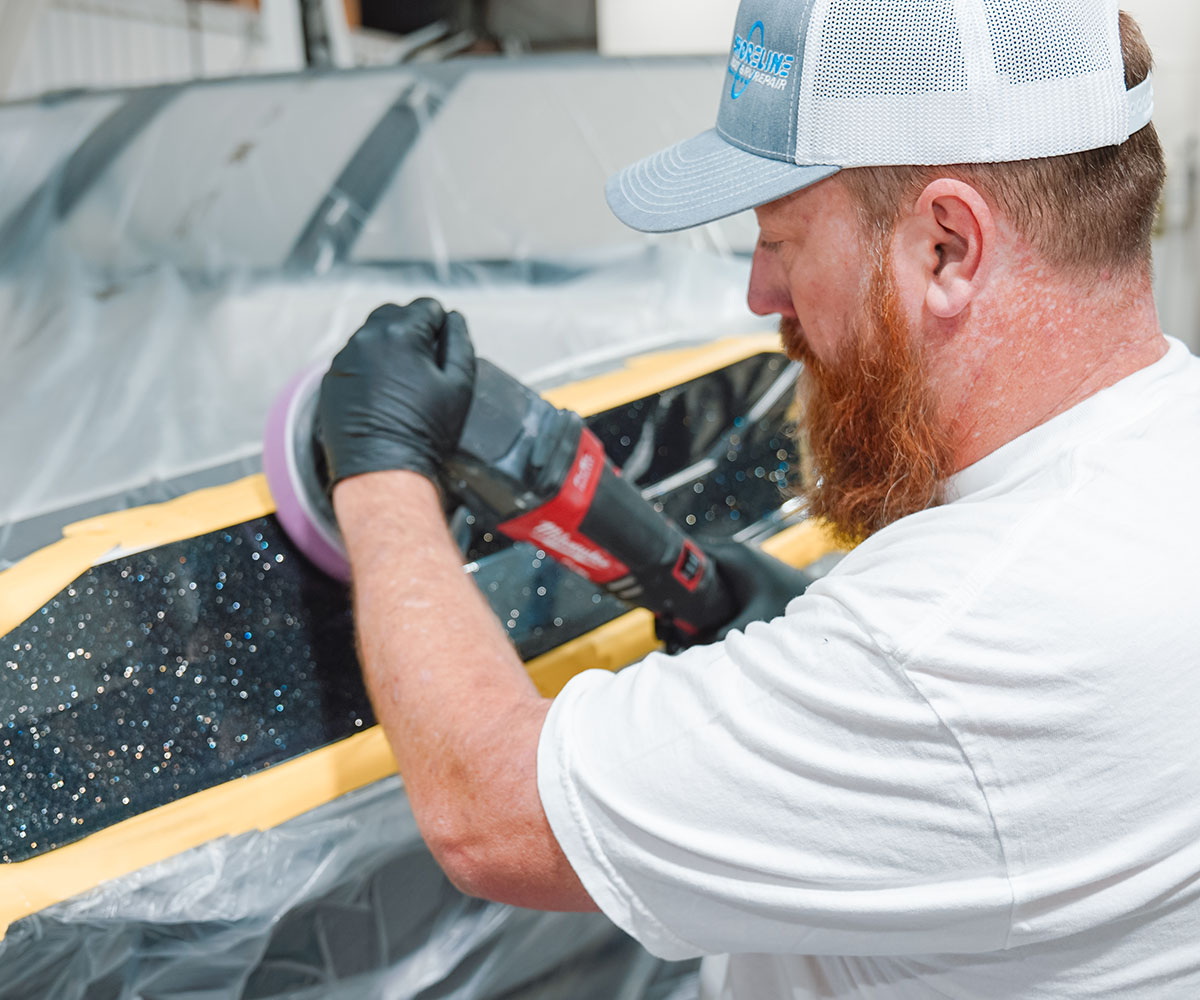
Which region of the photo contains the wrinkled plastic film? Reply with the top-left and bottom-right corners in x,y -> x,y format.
0,54 -> 766,999
0,58 -> 761,570
0,776 -> 700,1000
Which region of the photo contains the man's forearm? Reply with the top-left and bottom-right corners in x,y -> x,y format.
333,470 -> 594,910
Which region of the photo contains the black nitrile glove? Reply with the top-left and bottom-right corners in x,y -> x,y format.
316,298 -> 476,486
699,538 -> 816,642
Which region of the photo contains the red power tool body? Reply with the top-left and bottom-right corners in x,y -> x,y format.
444,360 -> 735,639
264,357 -> 737,641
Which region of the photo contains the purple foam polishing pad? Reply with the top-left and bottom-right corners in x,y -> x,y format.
262,365 -> 351,582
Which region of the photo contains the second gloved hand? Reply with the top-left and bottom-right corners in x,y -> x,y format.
699,539 -> 816,642
316,298 -> 476,486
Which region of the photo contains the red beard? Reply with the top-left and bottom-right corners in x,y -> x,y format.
782,256 -> 954,546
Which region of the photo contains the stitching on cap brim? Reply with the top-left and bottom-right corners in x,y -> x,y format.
606,129 -> 839,234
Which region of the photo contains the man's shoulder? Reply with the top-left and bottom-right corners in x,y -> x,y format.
807,386 -> 1200,666
804,501 -> 1024,665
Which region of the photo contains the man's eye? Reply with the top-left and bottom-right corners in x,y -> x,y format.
758,239 -> 783,252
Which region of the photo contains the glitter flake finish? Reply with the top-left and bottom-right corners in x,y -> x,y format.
1,353 -> 799,864
2,521 -> 363,863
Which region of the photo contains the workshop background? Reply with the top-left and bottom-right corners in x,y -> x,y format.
0,3 -> 1196,999
2,0 -> 1197,349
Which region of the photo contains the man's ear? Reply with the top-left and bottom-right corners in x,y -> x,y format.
892,178 -> 995,320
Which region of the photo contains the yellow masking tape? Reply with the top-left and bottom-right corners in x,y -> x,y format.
0,332 -> 824,937
62,474 -> 276,546
0,536 -> 119,636
0,726 -> 398,938
542,332 -> 784,413
526,608 -> 660,696
761,515 -> 841,567
524,518 -> 842,697
0,517 -> 840,938
0,476 -> 276,638
1,335 -> 782,637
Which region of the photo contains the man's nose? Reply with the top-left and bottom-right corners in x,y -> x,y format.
746,243 -> 796,318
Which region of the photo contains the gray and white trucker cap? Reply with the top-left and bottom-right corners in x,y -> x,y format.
607,0 -> 1155,233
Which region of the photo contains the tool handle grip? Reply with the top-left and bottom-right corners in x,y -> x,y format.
447,360 -> 738,642
495,427 -> 736,639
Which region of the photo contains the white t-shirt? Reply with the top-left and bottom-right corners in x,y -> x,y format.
538,338 -> 1200,998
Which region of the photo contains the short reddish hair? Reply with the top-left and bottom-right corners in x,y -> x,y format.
840,11 -> 1165,275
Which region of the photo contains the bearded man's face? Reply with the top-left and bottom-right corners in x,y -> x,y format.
782,250 -> 955,545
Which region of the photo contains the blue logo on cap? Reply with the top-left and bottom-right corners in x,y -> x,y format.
728,20 -> 795,100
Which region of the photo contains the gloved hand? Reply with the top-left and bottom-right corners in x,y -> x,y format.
698,538 -> 815,642
316,298 -> 476,486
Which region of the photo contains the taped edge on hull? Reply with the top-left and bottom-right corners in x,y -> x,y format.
0,518 -> 839,940
0,331 -> 843,939
0,333 -> 783,638
0,476 -> 277,641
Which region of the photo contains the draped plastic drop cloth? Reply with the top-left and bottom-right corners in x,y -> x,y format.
0,57 -> 760,569
0,54 -> 765,998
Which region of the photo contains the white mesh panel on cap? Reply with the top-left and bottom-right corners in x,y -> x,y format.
982,0 -> 1111,83
793,0 -> 1131,167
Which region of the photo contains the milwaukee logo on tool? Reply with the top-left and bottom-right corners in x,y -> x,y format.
529,521 -> 615,573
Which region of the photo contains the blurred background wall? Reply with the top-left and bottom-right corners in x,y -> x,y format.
0,0 -> 1195,347
1121,0 -> 1200,354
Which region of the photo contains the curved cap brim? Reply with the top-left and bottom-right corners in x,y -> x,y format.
606,129 -> 840,234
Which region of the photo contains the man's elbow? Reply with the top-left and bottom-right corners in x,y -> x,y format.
413,798 -> 518,897
423,822 -> 496,899
418,805 -> 597,912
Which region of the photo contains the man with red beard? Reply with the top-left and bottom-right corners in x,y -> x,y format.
316,1 -> 1200,997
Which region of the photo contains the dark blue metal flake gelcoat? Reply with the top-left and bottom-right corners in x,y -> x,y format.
1,353 -> 799,862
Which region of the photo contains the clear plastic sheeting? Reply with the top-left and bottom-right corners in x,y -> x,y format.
352,63 -> 757,264
0,55 -> 763,568
0,54 -> 746,998
0,93 -> 122,229
0,776 -> 700,1000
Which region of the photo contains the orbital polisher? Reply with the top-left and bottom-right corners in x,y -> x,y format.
263,356 -> 739,640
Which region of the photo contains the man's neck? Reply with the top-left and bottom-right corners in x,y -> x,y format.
930,259 -> 1167,473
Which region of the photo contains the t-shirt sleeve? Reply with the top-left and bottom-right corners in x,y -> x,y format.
537,586 -> 1013,961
